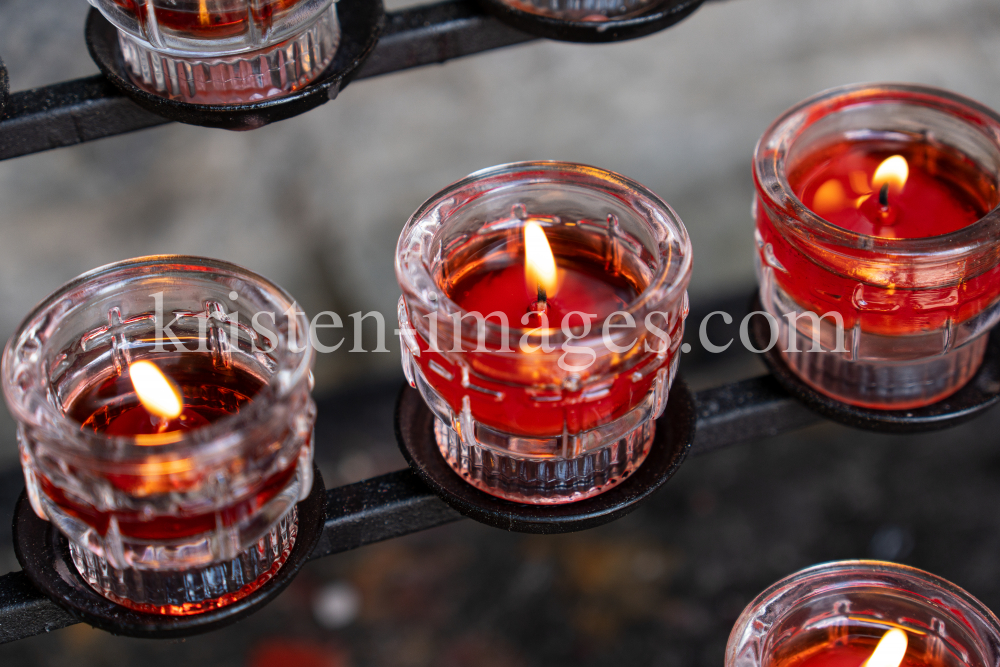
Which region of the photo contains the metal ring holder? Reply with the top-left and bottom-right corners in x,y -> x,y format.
395,379 -> 695,534
476,0 -> 704,43
85,0 -> 385,130
13,468 -> 327,639
749,295 -> 1000,433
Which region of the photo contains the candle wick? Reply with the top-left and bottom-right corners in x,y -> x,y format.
537,284 -> 547,307
149,411 -> 178,433
879,183 -> 889,210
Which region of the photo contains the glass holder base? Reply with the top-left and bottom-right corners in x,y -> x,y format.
749,293 -> 1000,433
12,469 -> 327,638
394,382 -> 695,534
83,1 -> 384,129
69,508 -> 297,616
433,415 -> 655,504
117,5 -> 340,104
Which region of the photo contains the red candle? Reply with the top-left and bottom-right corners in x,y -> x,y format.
772,629 -> 948,667
727,563 -> 999,667
113,0 -> 307,38
448,241 -> 638,328
753,84 -> 1000,409
397,162 -> 692,503
759,137 -> 1000,337
70,358 -> 260,438
93,0 -> 340,105
409,220 -> 672,439
5,256 -> 317,615
47,357 -> 299,544
790,139 -> 992,239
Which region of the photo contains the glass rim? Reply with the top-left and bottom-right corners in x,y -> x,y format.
1,254 -> 314,461
727,560 -> 1000,667
754,82 -> 1000,259
395,160 -> 693,343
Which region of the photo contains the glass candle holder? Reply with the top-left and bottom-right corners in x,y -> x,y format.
396,161 -> 692,505
754,83 -> 1000,410
496,0 -> 660,22
88,0 -> 340,104
727,561 -> 1000,667
2,256 -> 316,615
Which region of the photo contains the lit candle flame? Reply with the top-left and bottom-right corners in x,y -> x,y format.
863,628 -> 909,667
872,155 -> 909,196
199,0 -> 210,26
524,221 -> 558,299
129,361 -> 183,420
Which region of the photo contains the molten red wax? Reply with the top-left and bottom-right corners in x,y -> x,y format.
791,139 -> 986,238
411,256 -> 679,440
449,259 -> 636,326
45,360 -> 299,541
113,0 -> 305,38
772,637 -> 935,667
757,138 -> 1000,336
70,357 -> 260,437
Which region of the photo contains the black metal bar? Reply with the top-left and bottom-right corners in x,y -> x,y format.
0,373 -> 820,645
0,0 -> 535,161
355,0 -> 536,79
0,571 -> 76,644
691,375 -> 822,454
0,77 -> 167,160
311,467 -> 463,559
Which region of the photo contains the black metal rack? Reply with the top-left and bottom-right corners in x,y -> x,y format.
0,0 -> 994,648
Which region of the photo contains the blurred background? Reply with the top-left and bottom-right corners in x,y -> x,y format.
2,0 -> 1000,664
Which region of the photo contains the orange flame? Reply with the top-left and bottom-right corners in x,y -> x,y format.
862,628 -> 908,667
129,361 -> 183,420
524,222 -> 558,297
872,155 -> 909,195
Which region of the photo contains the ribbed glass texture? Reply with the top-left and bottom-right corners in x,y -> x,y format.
3,256 -> 316,614
396,162 -> 692,504
754,84 -> 1000,409
87,0 -> 340,103
727,561 -> 1000,667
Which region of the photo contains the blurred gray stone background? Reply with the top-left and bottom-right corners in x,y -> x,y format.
2,0 -> 999,432
3,2 -> 1000,665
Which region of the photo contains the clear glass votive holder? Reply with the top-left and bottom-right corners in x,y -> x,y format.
728,561 -> 1000,667
396,161 -> 692,504
2,255 -> 316,615
754,84 -> 1000,409
88,0 -> 340,104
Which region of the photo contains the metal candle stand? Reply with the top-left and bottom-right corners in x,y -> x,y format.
85,0 -> 385,130
12,469 -> 327,639
0,0 -> 998,648
394,381 -> 695,534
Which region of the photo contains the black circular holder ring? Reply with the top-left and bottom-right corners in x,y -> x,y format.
395,378 -> 695,534
749,294 -> 1000,433
13,467 -> 327,639
476,0 -> 704,43
85,0 -> 384,130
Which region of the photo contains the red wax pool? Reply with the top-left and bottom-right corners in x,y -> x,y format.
757,138 -> 1000,336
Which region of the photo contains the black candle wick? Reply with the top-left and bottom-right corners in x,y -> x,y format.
536,284 -> 547,306
879,183 -> 890,209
